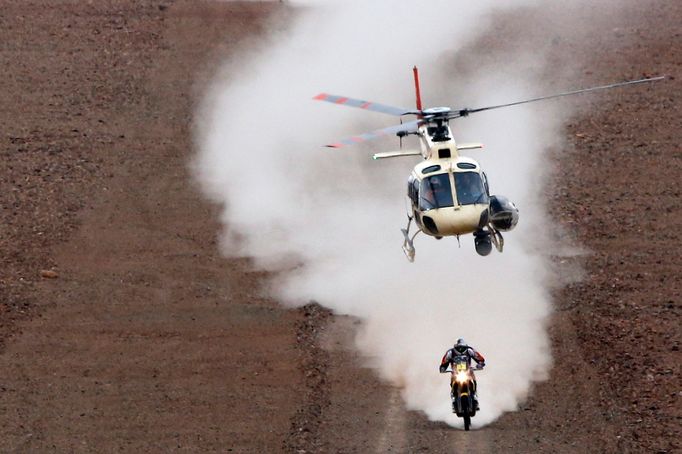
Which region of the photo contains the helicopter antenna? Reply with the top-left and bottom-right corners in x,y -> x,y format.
413,66 -> 423,111
453,76 -> 666,118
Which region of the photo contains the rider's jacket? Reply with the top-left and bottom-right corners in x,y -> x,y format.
439,347 -> 485,373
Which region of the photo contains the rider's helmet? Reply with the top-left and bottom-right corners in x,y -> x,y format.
453,338 -> 468,354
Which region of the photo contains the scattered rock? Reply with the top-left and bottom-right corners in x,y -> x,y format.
39,270 -> 58,279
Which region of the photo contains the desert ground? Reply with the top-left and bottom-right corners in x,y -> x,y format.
0,1 -> 679,452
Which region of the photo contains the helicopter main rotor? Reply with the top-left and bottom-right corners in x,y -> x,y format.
314,74 -> 665,148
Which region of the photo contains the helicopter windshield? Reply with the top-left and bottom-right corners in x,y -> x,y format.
419,174 -> 454,210
454,172 -> 488,206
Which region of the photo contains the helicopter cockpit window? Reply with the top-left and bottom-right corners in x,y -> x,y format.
481,171 -> 490,196
419,174 -> 454,210
422,165 -> 441,174
454,172 -> 488,206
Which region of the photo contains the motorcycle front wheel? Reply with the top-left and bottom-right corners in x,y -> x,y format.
461,396 -> 471,431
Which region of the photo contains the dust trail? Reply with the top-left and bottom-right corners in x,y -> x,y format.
194,0 -> 568,427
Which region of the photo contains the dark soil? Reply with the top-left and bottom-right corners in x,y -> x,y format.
0,0 -> 679,452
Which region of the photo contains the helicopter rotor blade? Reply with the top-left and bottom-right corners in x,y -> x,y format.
450,76 -> 666,118
313,93 -> 411,117
325,119 -> 423,148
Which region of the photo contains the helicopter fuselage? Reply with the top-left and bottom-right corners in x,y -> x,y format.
400,122 -> 519,259
408,156 -> 489,237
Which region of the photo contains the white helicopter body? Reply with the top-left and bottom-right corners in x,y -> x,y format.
314,68 -> 663,261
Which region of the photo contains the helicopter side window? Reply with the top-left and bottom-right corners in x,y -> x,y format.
411,179 -> 420,205
454,172 -> 488,206
407,177 -> 419,205
419,174 -> 454,210
481,171 -> 490,196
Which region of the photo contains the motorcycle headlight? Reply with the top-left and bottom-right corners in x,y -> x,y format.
455,370 -> 469,384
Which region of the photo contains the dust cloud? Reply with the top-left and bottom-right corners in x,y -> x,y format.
194,0 -> 571,427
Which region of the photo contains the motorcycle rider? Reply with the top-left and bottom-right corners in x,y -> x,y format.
439,338 -> 485,410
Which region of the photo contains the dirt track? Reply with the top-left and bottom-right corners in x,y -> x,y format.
0,1 -> 679,452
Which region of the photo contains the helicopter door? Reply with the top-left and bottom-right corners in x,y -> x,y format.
453,172 -> 489,206
419,174 -> 454,210
407,176 -> 419,207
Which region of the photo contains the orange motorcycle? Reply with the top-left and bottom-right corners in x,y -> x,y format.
442,356 -> 483,430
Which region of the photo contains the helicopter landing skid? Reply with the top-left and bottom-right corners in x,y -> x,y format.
490,228 -> 504,253
401,216 -> 421,262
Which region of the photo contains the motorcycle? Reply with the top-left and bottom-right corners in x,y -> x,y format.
442,357 -> 483,431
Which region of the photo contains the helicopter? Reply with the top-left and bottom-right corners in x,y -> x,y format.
314,67 -> 664,261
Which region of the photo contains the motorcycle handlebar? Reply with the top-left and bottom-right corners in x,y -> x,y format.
440,366 -> 485,373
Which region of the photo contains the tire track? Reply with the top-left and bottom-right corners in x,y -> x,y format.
374,388 -> 408,452
283,303 -> 332,453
